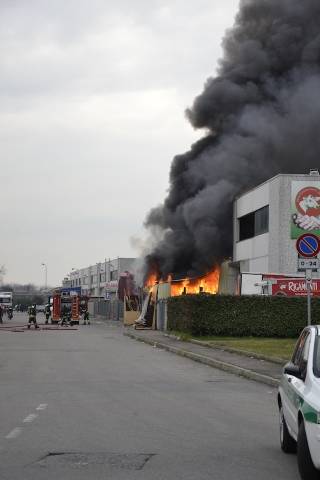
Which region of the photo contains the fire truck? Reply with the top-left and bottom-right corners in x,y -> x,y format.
51,287 -> 89,325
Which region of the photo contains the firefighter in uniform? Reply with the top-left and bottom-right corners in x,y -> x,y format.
60,305 -> 71,326
44,304 -> 51,324
28,304 -> 39,329
83,309 -> 90,325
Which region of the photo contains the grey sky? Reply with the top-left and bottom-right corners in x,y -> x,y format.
0,0 -> 239,286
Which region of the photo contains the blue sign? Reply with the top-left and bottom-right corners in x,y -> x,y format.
61,287 -> 81,295
296,234 -> 320,258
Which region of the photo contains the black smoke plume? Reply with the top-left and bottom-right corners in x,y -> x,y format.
144,0 -> 320,279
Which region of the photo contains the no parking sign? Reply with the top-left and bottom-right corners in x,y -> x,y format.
296,234 -> 320,258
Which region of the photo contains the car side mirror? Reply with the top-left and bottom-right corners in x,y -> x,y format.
284,362 -> 302,379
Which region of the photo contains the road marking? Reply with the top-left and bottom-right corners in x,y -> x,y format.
36,403 -> 48,411
5,427 -> 22,439
23,413 -> 38,423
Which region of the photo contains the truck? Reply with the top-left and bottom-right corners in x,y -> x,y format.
51,287 -> 89,325
0,291 -> 13,311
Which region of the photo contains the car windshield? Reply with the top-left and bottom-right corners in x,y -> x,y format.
314,334 -> 320,377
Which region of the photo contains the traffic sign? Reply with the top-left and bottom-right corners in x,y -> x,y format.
296,234 -> 320,258
298,258 -> 319,271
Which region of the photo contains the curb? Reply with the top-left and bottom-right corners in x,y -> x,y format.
163,333 -> 285,365
188,339 -> 286,365
124,331 -> 280,388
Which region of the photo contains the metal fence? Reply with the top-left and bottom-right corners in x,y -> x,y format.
89,299 -> 124,321
89,297 -> 167,329
156,299 -> 167,331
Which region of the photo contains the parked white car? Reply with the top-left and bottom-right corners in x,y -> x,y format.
278,325 -> 320,480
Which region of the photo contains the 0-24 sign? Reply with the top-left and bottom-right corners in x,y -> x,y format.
298,258 -> 319,271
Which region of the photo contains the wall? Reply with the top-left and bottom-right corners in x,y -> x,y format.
235,234 -> 269,272
268,175 -> 320,275
67,257 -> 136,297
234,173 -> 320,276
234,179 -> 270,271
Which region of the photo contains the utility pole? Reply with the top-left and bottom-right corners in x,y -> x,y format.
41,263 -> 47,290
306,269 -> 312,326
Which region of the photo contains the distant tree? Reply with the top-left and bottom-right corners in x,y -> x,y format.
10,283 -> 37,293
0,284 -> 13,292
1,280 -> 47,307
13,293 -> 46,307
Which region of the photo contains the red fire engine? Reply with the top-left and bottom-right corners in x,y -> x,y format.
51,288 -> 89,325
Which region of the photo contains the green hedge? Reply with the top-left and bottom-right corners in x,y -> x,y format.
167,294 -> 320,338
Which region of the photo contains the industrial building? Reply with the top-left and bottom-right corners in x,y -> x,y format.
233,171 -> 320,294
63,258 -> 136,297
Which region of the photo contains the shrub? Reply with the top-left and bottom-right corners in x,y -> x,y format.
167,294 -> 319,338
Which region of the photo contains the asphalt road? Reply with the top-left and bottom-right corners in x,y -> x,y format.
0,313 -> 299,480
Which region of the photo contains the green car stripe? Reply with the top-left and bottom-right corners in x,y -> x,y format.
282,377 -> 318,424
301,401 -> 318,424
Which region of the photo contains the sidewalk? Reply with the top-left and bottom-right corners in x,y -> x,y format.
123,328 -> 283,388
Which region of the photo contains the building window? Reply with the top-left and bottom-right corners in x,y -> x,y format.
239,213 -> 254,241
239,206 -> 269,241
110,270 -> 118,281
255,206 -> 269,236
100,273 -> 105,282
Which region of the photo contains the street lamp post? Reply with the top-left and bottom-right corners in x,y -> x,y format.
41,263 -> 47,290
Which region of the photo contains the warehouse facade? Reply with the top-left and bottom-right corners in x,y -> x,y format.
64,257 -> 136,297
233,171 -> 320,278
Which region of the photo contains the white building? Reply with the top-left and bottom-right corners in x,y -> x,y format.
233,171 -> 320,276
65,257 -> 136,297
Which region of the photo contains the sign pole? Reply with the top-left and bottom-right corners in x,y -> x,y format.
296,234 -> 320,327
306,269 -> 312,326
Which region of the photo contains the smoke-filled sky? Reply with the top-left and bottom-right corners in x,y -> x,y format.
145,0 -> 320,279
0,0 -> 239,286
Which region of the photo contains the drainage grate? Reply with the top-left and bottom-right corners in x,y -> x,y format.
36,452 -> 154,470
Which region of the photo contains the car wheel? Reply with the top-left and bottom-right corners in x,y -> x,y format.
298,420 -> 320,480
279,405 -> 296,453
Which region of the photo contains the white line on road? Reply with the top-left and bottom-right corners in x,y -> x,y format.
23,413 -> 38,423
4,404 -> 47,440
5,427 -> 22,439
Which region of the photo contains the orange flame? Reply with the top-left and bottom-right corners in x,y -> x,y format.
145,268 -> 220,295
145,272 -> 158,288
170,269 -> 220,296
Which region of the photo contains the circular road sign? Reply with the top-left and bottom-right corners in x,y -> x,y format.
296,234 -> 320,258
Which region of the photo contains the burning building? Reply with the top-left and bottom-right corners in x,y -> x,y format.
146,269 -> 220,296
142,0 -> 320,286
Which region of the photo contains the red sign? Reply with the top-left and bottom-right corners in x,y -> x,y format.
296,187 -> 320,217
271,277 -> 320,297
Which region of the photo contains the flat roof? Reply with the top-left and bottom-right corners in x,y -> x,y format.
234,173 -> 320,201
